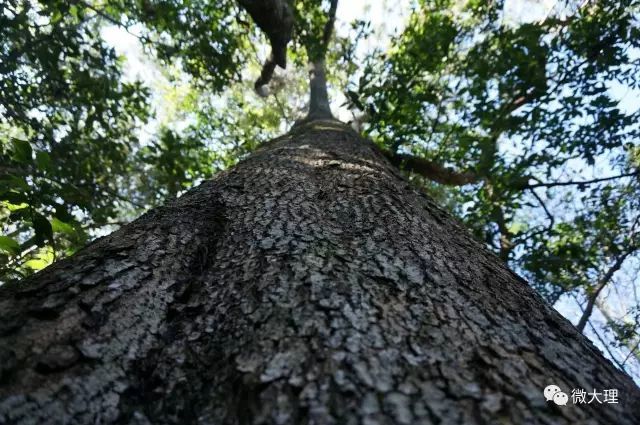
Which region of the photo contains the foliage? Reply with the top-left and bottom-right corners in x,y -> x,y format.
347,0 -> 640,370
0,0 -> 254,280
1,0 -> 150,280
103,0 -> 247,90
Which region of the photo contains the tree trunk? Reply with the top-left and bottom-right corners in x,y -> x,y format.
0,120 -> 638,424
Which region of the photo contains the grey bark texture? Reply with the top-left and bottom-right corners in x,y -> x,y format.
0,120 -> 639,424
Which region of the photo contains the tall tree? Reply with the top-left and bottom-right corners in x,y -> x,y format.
1,0 -> 639,424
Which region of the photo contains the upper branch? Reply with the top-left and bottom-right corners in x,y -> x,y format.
319,0 -> 338,59
524,171 -> 639,189
238,0 -> 294,96
382,151 -> 481,186
576,247 -> 638,333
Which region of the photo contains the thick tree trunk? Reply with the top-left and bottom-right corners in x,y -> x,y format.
0,121 -> 638,424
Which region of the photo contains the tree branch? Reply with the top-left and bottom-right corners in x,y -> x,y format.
254,58 -> 278,96
493,204 -> 513,262
382,151 -> 481,186
525,171 -> 639,190
502,87 -> 544,116
587,313 -> 627,371
576,248 -> 637,333
622,338 -> 640,367
75,0 -> 160,47
238,0 -> 294,96
320,0 -> 339,55
528,187 -> 555,230
596,298 -> 640,366
570,292 -> 627,370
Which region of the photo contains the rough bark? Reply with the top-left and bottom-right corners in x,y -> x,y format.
0,120 -> 639,424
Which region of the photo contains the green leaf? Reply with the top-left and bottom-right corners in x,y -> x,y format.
51,217 -> 75,235
11,139 -> 33,163
347,90 -> 364,110
35,151 -> 51,171
0,175 -> 29,191
23,247 -> 55,271
0,236 -> 20,255
24,258 -> 50,270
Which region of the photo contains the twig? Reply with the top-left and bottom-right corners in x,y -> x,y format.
576,248 -> 637,333
622,338 -> 640,367
571,293 -> 626,370
528,187 -> 555,230
525,171 -> 639,189
321,0 -> 339,54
